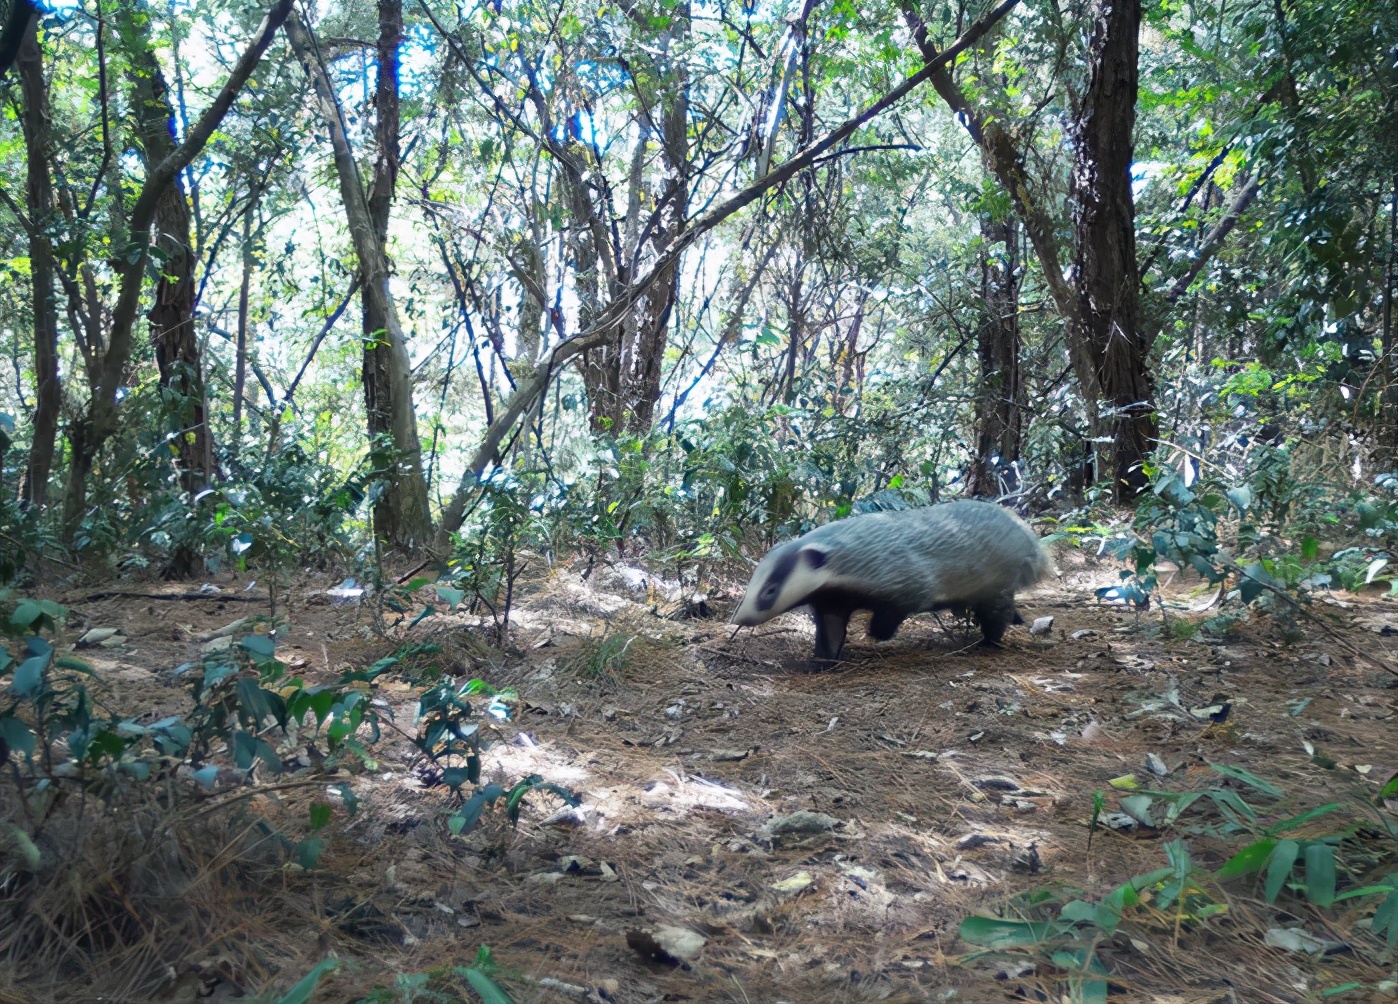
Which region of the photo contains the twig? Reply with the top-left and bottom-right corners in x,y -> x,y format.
69,590 -> 269,603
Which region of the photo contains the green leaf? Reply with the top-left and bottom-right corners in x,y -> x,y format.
9,600 -> 42,628
1330,883 -> 1396,903
1208,763 -> 1283,799
333,782 -> 359,818
1225,485 -> 1252,514
1371,883 -> 1398,948
308,802 -> 333,831
1218,838 -> 1276,879
240,634 -> 276,659
8,824 -> 40,870
1303,843 -> 1336,907
436,586 -> 466,612
1271,803 -> 1342,834
957,915 -> 1058,948
1119,794 -> 1156,827
9,653 -> 50,697
271,958 -> 340,1004
461,966 -> 516,1004
295,837 -> 326,869
1264,839 -> 1300,903
0,714 -> 36,760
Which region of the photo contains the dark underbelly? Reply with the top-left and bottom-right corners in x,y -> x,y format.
805,586 -> 1003,618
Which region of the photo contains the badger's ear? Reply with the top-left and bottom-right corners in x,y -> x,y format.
801,544 -> 830,569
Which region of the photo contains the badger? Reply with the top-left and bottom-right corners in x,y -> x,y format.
731,500 -> 1051,664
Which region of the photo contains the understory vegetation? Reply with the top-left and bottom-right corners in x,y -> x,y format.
0,0 -> 1396,998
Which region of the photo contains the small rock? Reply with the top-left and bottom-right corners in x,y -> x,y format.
540,806 -> 589,828
955,833 -> 1000,850
1029,616 -> 1054,636
76,628 -> 122,648
763,810 -> 839,838
626,925 -> 705,965
1145,753 -> 1170,776
1070,629 -> 1098,640
1010,843 -> 1042,873
771,871 -> 814,894
1099,811 -> 1139,832
1264,927 -> 1346,954
974,776 -> 1021,792
536,977 -> 588,996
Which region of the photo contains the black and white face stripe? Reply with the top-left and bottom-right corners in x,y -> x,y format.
733,542 -> 832,626
756,547 -> 801,611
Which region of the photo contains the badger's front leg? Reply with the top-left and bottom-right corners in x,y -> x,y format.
971,593 -> 1018,647
810,604 -> 851,664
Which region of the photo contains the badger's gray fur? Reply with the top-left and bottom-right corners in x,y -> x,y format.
731,500 -> 1051,663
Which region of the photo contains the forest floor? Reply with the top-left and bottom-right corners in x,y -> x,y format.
10,548 -> 1398,1004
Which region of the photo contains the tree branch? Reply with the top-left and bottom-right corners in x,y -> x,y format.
97,0 -> 294,442
1162,174 -> 1259,304
433,0 -> 1022,549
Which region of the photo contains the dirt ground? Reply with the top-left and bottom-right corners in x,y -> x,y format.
13,548 -> 1398,1003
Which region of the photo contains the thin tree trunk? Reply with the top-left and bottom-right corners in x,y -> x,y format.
0,0 -> 39,78
129,33 -> 212,498
232,195 -> 255,456
1072,0 -> 1154,500
1384,172 -> 1397,452
620,2 -> 689,433
17,14 -> 59,509
969,216 -> 1022,498
286,9 -> 432,550
362,0 -> 406,526
60,0 -> 292,542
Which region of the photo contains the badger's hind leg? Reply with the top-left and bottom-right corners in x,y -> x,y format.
867,604 -> 906,642
971,593 -> 1017,647
810,605 -> 851,664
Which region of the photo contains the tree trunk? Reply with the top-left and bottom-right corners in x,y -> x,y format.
17,14 -> 59,509
968,216 -> 1022,498
579,2 -> 690,436
60,0 -> 293,543
1382,171 -> 1396,453
287,9 -> 432,550
905,1 -> 1160,499
232,195 -> 255,457
1071,0 -> 1155,500
129,36 -> 212,497
363,0 -> 406,529
621,15 -> 688,433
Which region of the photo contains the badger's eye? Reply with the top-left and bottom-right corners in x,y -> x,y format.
762,583 -> 778,598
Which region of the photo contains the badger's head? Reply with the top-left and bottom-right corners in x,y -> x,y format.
731,538 -> 833,626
